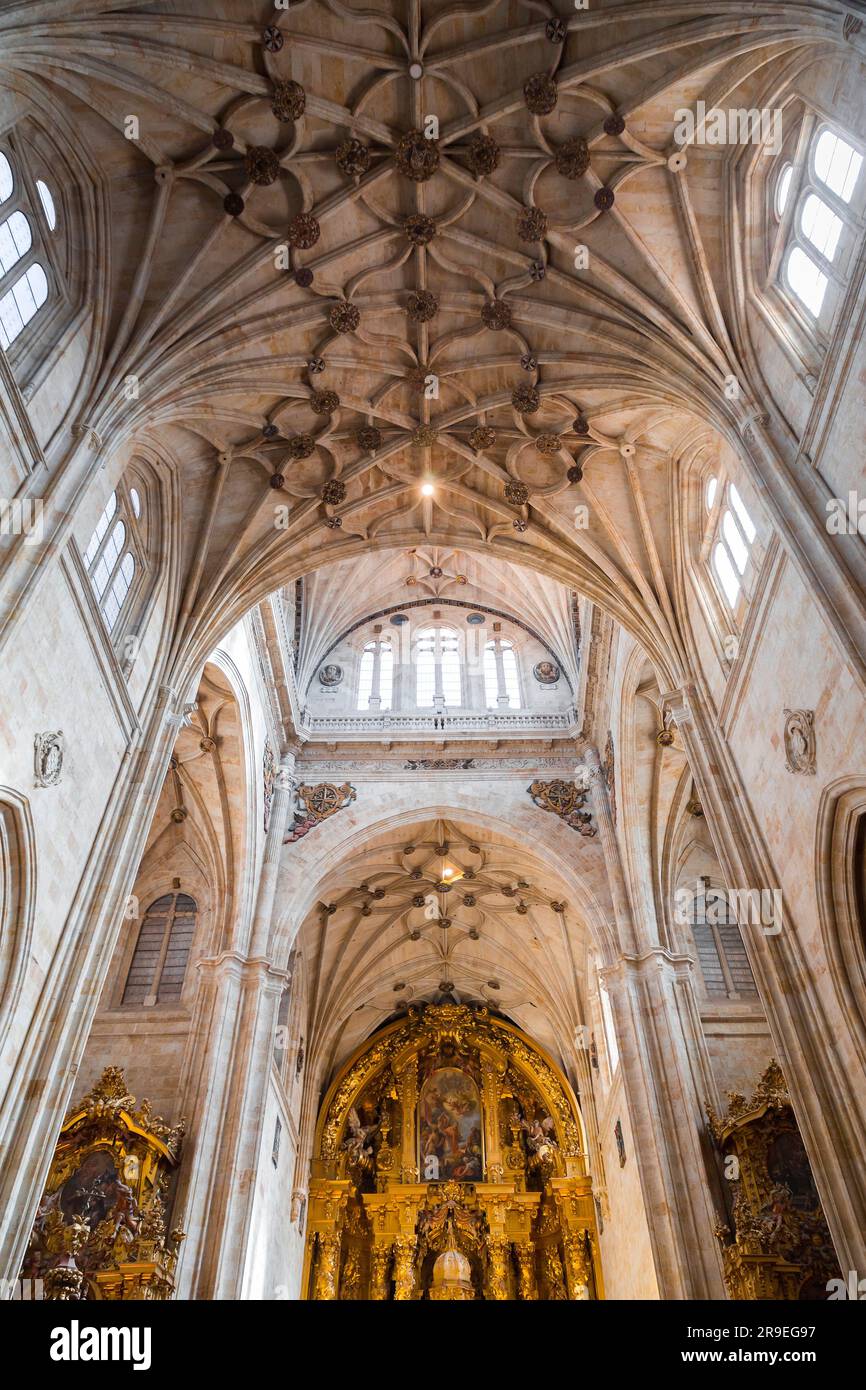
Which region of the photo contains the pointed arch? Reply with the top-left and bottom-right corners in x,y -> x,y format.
0,788 -> 37,1051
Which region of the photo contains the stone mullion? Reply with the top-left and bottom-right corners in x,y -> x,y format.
493,639 -> 509,705
667,681 -> 866,1274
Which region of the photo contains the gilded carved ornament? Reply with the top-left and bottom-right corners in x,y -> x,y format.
22,1067 -> 185,1301
707,1061 -> 841,1301
318,1004 -> 583,1167
304,1006 -> 600,1299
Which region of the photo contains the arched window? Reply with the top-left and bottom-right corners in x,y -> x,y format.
122,892 -> 197,1007
681,882 -> 759,1001
483,638 -> 521,708
416,626 -> 461,706
599,981 -> 620,1075
777,125 -> 863,323
775,162 -> 793,219
705,474 -> 758,615
357,635 -> 393,710
83,477 -> 145,636
0,145 -> 54,352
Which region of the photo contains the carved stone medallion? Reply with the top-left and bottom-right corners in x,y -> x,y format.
783,709 -> 816,775
35,731 -> 64,787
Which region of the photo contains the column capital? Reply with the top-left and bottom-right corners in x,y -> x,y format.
194,950 -> 286,991
658,685 -> 696,729
576,744 -> 602,787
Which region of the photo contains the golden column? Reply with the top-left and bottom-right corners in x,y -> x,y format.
480,1051 -> 505,1182
487,1238 -> 511,1299
393,1237 -> 417,1300
562,1230 -> 593,1299
369,1242 -> 392,1299
396,1056 -> 419,1183
514,1240 -> 537,1299
313,1232 -> 341,1300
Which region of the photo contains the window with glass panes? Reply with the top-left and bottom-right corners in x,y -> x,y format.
703,473 -> 758,613
776,126 -> 863,321
0,145 -> 56,352
82,481 -> 144,635
416,626 -> 461,706
684,883 -> 759,1001
483,638 -> 521,708
357,636 -> 393,709
122,892 -> 197,1006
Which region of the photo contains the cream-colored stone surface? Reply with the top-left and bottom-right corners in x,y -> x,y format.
1,0 -> 865,1303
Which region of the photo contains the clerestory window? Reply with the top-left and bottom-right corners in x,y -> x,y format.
357,636 -> 393,710
416,626 -> 461,706
0,146 -> 54,352
704,474 -> 758,613
776,126 -> 863,324
122,892 -> 197,1007
83,479 -> 144,635
483,638 -> 521,708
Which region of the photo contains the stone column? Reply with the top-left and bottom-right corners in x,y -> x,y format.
174,750 -> 298,1299
174,952 -> 287,1299
583,746 -> 638,956
580,745 -> 727,1300
248,748 -> 298,957
663,682 -> 866,1275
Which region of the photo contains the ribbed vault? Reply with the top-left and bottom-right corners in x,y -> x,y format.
294,816 -> 595,1084
2,0 -> 858,680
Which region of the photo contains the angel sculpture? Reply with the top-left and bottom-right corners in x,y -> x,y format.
521,1114 -> 558,1159
342,1107 -> 377,1165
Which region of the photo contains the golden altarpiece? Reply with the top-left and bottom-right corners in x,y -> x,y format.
22,1067 -> 185,1300
709,1061 -> 841,1301
303,1004 -> 604,1300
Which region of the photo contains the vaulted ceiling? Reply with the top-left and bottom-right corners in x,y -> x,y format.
294,549 -> 579,693
3,0 -> 856,682
294,815 -> 594,1081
